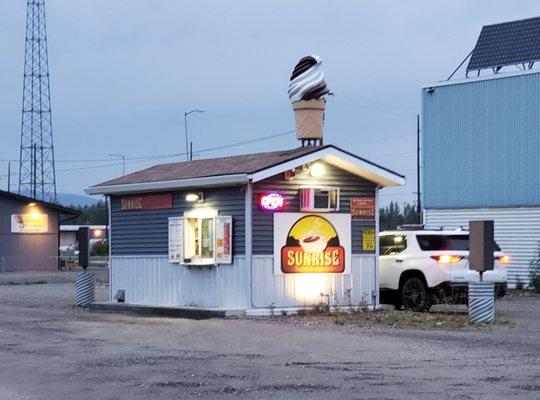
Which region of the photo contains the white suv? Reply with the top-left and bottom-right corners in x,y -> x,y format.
379,229 -> 508,311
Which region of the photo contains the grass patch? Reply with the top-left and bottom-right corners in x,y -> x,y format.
292,303 -> 511,330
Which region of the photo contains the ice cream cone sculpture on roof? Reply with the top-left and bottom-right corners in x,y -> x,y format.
288,55 -> 330,146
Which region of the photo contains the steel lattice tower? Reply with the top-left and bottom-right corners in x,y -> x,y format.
18,0 -> 57,202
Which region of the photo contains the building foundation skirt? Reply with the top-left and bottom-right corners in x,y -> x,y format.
75,272 -> 95,306
468,281 -> 495,324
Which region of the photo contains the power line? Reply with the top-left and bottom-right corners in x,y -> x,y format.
369,150 -> 416,159
328,98 -> 417,118
0,129 -> 295,179
332,93 -> 418,112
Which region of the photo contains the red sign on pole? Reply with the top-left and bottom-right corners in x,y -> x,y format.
121,193 -> 173,211
350,197 -> 375,220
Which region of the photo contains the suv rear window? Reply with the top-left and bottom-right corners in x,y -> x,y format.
380,235 -> 407,255
416,235 -> 501,251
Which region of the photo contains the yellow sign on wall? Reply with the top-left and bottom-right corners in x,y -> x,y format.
362,228 -> 375,252
11,214 -> 49,233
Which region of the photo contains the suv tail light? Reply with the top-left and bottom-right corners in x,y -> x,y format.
496,255 -> 510,265
431,255 -> 463,264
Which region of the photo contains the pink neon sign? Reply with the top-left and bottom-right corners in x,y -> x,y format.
258,193 -> 285,211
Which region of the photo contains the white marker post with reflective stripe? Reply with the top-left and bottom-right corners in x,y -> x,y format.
468,221 -> 496,324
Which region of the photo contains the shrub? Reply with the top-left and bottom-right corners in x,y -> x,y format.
90,240 -> 108,257
529,243 -> 540,293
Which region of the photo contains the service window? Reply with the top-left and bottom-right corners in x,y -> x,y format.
301,187 -> 340,212
168,214 -> 232,265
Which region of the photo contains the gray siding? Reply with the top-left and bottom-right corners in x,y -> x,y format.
252,162 -> 376,254
0,196 -> 59,271
110,186 -> 245,256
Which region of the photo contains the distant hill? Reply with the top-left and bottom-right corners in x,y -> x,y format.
57,193 -> 102,207
17,190 -> 102,207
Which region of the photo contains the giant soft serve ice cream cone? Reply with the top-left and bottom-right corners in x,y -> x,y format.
288,55 -> 330,143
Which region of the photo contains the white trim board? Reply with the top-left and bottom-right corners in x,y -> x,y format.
86,174 -> 248,195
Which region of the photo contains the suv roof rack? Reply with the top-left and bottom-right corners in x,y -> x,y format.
436,226 -> 469,231
397,224 -> 425,231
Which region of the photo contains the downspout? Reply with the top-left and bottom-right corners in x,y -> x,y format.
107,195 -> 112,302
245,180 -> 258,309
373,185 -> 381,309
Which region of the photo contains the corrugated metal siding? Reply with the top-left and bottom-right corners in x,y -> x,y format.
110,187 -> 245,255
110,254 -> 377,309
424,207 -> 540,288
252,162 -> 376,255
251,255 -> 377,307
422,71 -> 540,208
111,256 -> 250,309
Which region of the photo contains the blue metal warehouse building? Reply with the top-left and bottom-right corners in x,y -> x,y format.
422,17 -> 540,287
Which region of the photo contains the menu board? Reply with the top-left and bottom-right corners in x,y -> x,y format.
168,217 -> 184,263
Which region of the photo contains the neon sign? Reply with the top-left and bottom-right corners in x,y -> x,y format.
259,193 -> 285,211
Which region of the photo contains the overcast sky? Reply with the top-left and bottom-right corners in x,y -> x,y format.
1,1 -> 538,205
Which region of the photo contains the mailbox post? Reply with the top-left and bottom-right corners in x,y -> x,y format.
468,220 -> 495,323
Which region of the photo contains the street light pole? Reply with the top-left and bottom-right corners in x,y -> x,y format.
108,153 -> 125,176
184,109 -> 205,161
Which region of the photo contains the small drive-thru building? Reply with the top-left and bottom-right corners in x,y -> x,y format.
87,145 -> 404,313
422,17 -> 540,287
0,190 -> 79,272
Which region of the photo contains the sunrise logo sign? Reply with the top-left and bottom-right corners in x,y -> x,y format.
280,215 -> 345,273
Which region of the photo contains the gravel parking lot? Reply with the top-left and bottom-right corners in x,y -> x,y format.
0,283 -> 538,400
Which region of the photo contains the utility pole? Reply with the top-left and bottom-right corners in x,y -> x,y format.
18,0 -> 57,202
108,153 -> 125,176
7,162 -> 11,192
416,114 -> 422,224
184,109 -> 205,161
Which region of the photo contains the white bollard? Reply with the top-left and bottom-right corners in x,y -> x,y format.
74,272 -> 95,306
468,281 -> 495,324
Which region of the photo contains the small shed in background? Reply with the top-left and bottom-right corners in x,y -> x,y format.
0,190 -> 79,272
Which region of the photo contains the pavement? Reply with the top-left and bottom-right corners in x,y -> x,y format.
0,283 -> 538,400
0,267 -> 108,285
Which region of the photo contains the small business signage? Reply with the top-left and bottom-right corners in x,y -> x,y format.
350,197 -> 375,220
11,214 -> 48,233
121,193 -> 172,211
362,228 -> 376,252
258,193 -> 285,211
274,213 -> 351,274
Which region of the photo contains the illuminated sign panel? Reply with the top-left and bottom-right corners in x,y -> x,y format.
258,193 -> 285,211
11,214 -> 49,233
274,213 -> 351,274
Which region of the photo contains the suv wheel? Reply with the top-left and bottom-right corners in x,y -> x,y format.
401,277 -> 431,312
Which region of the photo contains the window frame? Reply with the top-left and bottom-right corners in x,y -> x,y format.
181,209 -> 217,265
379,234 -> 407,255
300,186 -> 340,212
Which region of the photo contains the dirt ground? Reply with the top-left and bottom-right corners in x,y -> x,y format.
0,283 -> 539,400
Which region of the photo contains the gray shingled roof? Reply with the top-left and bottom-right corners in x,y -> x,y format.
94,146 -> 327,187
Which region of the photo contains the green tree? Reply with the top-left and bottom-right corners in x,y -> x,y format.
66,201 -> 108,225
379,202 -> 420,231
